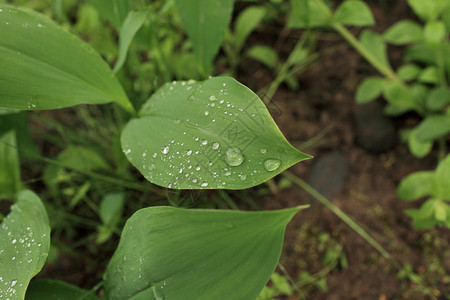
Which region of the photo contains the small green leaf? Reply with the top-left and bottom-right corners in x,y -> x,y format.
397,64 -> 422,81
0,190 -> 51,299
0,131 -> 21,199
383,20 -> 423,45
99,192 -> 125,226
432,154 -> 450,200
405,199 -> 438,229
415,115 -> 450,141
247,45 -> 279,69
397,171 -> 434,201
121,77 -> 311,189
424,21 -> 446,46
57,145 -> 111,172
0,4 -> 133,113
287,0 -> 332,28
419,66 -> 439,84
426,87 -> 450,111
383,82 -> 416,109
434,200 -> 448,222
234,6 -> 266,53
407,0 -> 445,21
355,77 -> 386,103
408,129 -> 432,158
26,280 -> 99,300
333,0 -> 374,26
360,30 -> 390,69
103,205 -> 307,300
174,0 -> 234,76
113,10 -> 149,73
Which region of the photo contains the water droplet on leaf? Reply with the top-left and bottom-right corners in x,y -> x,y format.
225,147 -> 244,166
264,159 -> 281,171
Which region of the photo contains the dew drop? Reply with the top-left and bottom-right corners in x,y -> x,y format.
161,146 -> 170,154
201,182 -> 208,187
209,95 -> 217,101
264,159 -> 281,172
204,111 -> 209,116
11,280 -> 17,287
212,142 -> 220,150
239,174 -> 247,181
225,147 -> 244,166
186,150 -> 193,155
260,148 -> 267,154
201,140 -> 208,145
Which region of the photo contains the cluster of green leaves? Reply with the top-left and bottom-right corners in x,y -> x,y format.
398,154 -> 450,229
0,1 -> 312,299
288,0 -> 450,229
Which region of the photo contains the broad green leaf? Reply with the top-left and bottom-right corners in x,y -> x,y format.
383,21 -> 423,45
113,10 -> 149,73
0,5 -> 133,113
383,82 -> 416,109
25,280 -> 99,300
424,20 -> 446,46
408,129 -> 432,158
333,0 -> 374,26
0,108 -> 20,116
360,30 -> 390,69
0,190 -> 51,299
432,154 -> 450,200
397,64 -> 422,81
405,43 -> 435,65
287,0 -> 332,28
85,0 -> 132,28
247,45 -> 279,69
174,0 -> 234,76
355,77 -> 386,103
121,77 -> 311,189
103,205 -> 307,300
415,115 -> 450,141
234,6 -> 266,53
397,171 -> 434,201
0,131 -> 21,199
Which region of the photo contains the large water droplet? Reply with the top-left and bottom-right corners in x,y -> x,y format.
212,142 -> 220,150
260,148 -> 267,154
161,146 -> 170,154
264,159 -> 281,171
225,147 -> 244,166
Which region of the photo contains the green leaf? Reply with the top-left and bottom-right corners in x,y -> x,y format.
408,129 -> 433,158
247,45 -> 279,69
432,154 -> 450,200
426,87 -> 450,111
333,0 -> 374,26
355,77 -> 386,103
287,0 -> 332,28
121,77 -> 311,189
383,20 -> 423,45
405,199 -> 438,229
0,190 -> 51,299
0,112 -> 37,157
424,20 -> 446,46
0,4 -> 133,113
85,0 -> 132,28
418,66 -> 439,84
397,171 -> 434,201
113,10 -> 149,73
57,145 -> 111,172
360,30 -> 390,69
0,131 -> 21,199
103,205 -> 307,300
397,64 -> 422,81
174,0 -> 234,76
407,0 -> 445,21
234,6 -> 266,53
99,192 -> 125,226
25,280 -> 99,300
415,115 -> 450,141
383,82 -> 416,109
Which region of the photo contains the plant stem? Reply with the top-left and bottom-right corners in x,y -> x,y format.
332,23 -> 400,82
283,171 -> 401,269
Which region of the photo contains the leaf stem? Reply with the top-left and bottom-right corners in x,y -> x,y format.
283,171 -> 401,269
